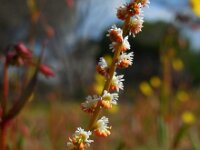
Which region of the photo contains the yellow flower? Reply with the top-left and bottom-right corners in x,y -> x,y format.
182,111 -> 196,124
150,76 -> 161,88
139,81 -> 153,96
172,58 -> 184,71
94,74 -> 105,94
108,105 -> 119,114
104,55 -> 112,66
190,0 -> 200,17
176,90 -> 189,102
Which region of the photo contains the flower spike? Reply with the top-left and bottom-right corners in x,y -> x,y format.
67,0 -> 150,149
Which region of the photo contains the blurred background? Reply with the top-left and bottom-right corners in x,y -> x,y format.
0,0 -> 200,149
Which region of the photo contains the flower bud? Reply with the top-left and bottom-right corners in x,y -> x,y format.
39,64 -> 55,77
14,42 -> 32,59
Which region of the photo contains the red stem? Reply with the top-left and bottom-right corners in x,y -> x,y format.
0,62 -> 9,150
0,123 -> 7,150
2,63 -> 9,113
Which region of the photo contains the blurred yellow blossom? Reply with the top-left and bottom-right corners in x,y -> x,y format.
176,90 -> 189,102
104,55 -> 112,66
172,58 -> 184,71
139,81 -> 153,96
108,105 -> 119,114
150,76 -> 161,88
190,0 -> 200,17
94,74 -> 105,95
182,111 -> 196,124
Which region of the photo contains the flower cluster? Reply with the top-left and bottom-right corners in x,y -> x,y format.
67,0 -> 149,149
67,128 -> 93,150
94,116 -> 111,137
96,57 -> 108,76
81,95 -> 100,114
99,90 -> 119,109
5,42 -> 54,77
117,0 -> 149,36
6,42 -> 32,66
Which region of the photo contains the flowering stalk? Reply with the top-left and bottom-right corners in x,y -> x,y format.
67,0 -> 150,149
0,42 -> 54,149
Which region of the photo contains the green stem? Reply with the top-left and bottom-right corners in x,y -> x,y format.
172,124 -> 189,149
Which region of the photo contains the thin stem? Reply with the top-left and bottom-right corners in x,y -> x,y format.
2,63 -> 9,115
0,62 -> 9,150
88,49 -> 121,130
0,123 -> 7,150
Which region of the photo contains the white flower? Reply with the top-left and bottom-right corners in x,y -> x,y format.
122,36 -> 131,50
67,128 -> 93,150
81,95 -> 100,113
75,128 -> 93,143
117,5 -> 129,20
140,0 -> 150,7
98,57 -> 107,68
110,73 -> 124,92
102,90 -> 119,104
129,16 -> 144,36
117,52 -> 134,68
99,90 -> 118,109
96,57 -> 109,76
107,25 -> 123,42
94,116 -> 111,137
109,36 -> 130,52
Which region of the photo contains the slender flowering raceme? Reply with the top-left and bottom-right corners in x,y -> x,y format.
67,0 -> 150,149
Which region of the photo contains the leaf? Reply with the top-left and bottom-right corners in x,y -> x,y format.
172,124 -> 189,149
157,117 -> 168,149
